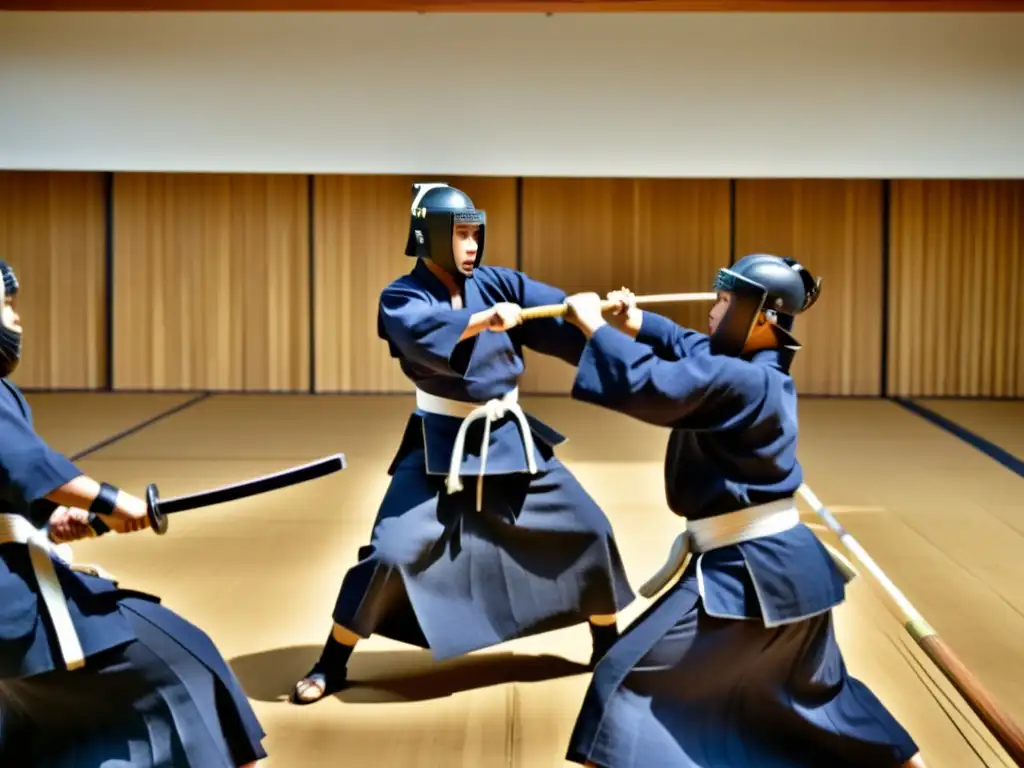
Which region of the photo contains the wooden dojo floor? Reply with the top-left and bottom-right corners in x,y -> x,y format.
24,391 -> 1024,768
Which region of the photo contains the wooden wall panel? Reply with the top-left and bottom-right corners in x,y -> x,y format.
734,180 -> 884,396
10,170 -> 1019,399
112,173 -> 309,391
520,178 -> 730,394
888,180 -> 1024,397
314,175 -> 517,392
0,171 -> 107,389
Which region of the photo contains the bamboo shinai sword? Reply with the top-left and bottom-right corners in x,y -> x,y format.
520,291 -> 718,322
798,484 -> 1024,765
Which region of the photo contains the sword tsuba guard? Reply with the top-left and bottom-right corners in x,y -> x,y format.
146,483 -> 168,536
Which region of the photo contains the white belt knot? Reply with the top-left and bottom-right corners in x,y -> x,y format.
478,397 -> 513,423
0,512 -> 116,672
415,387 -> 539,511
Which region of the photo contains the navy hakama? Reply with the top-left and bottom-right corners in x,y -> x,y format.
329,262 -> 634,661
564,313 -> 919,767
0,379 -> 266,767
0,597 -> 265,767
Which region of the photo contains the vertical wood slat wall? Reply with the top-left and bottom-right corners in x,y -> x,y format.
1,170 -> 1021,397
0,171 -> 107,389
733,180 -> 885,397
520,178 -> 731,394
111,173 -> 311,391
888,181 -> 1024,398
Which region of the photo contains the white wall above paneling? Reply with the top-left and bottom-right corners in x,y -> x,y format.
1,12 -> 1022,177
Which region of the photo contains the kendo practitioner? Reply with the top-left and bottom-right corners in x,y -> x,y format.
291,182 -> 635,704
560,254 -> 926,768
0,260 -> 267,767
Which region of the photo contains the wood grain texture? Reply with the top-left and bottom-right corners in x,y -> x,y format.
888,181 -> 1024,398
8,0 -> 1021,10
112,173 -> 310,391
919,635 -> 1024,765
0,171 -> 107,390
10,170 -> 1023,399
520,178 -> 730,394
54,394 -> 1024,767
313,175 -> 516,393
734,179 -> 884,396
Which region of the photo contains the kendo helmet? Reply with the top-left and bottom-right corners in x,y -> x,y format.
0,260 -> 22,378
709,253 -> 822,357
404,182 -> 486,276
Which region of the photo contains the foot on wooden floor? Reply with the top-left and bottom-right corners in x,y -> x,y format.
291,661 -> 349,705
290,637 -> 353,705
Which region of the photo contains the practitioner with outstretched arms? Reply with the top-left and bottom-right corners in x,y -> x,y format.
561,254 -> 925,768
292,183 -> 635,704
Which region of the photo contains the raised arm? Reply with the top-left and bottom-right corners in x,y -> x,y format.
605,289 -> 710,362
632,311 -> 710,361
490,268 -> 587,367
569,322 -> 769,431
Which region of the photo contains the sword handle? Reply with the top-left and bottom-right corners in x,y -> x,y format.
520,303 -> 571,321
520,292 -> 718,323
146,484 -> 168,536
521,299 -> 621,322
